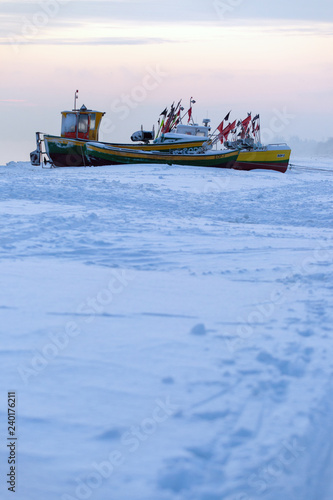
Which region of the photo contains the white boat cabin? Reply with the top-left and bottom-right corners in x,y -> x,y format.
155,119 -> 211,144
174,122 -> 210,137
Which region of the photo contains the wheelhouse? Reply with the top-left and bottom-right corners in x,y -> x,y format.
174,120 -> 211,138
61,105 -> 105,141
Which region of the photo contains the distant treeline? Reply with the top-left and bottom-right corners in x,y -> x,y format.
272,136 -> 333,158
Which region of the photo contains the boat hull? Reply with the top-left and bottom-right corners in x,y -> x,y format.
44,136 -> 88,167
234,146 -> 291,173
85,143 -> 239,169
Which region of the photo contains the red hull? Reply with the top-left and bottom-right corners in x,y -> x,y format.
233,161 -> 289,174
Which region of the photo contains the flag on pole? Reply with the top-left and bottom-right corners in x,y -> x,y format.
170,108 -> 181,130
224,110 -> 231,122
217,120 -> 224,134
216,111 -> 231,135
156,107 -> 168,137
187,97 -> 196,123
187,106 -> 192,123
163,103 -> 175,133
229,119 -> 236,132
241,115 -> 252,129
240,114 -> 252,138
218,120 -> 236,143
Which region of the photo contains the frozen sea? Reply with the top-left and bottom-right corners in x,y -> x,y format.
0,158 -> 332,500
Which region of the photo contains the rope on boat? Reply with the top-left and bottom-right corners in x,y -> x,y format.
289,163 -> 333,173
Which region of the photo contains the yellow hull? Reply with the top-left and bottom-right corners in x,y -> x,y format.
235,147 -> 291,173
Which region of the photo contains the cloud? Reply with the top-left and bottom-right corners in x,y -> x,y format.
1,16 -> 331,48
1,0 -> 332,23
0,0 -> 332,48
0,36 -> 172,46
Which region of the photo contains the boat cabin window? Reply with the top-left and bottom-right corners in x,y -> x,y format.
89,113 -> 96,131
78,114 -> 89,134
61,113 -> 76,135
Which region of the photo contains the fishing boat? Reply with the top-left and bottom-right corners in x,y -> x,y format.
214,115 -> 291,173
85,142 -> 238,168
83,141 -> 289,173
233,144 -> 290,173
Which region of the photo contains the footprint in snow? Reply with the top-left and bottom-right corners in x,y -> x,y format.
297,328 -> 314,337
96,428 -> 124,441
256,351 -> 306,378
190,323 -> 207,336
161,376 -> 175,385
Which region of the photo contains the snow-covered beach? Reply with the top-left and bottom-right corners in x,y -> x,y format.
0,158 -> 332,500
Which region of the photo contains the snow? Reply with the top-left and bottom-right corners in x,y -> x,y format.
0,158 -> 332,500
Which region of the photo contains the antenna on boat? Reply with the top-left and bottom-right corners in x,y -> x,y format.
74,89 -> 79,111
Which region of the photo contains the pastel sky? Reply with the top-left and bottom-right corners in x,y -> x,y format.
0,0 -> 332,163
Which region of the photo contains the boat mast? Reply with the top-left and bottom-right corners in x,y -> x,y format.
74,89 -> 79,111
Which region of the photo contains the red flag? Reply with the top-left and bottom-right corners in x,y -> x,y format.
241,115 -> 252,129
219,120 -> 236,143
240,115 -> 252,138
229,119 -> 237,131
162,103 -> 175,133
187,106 -> 192,123
217,120 -> 224,133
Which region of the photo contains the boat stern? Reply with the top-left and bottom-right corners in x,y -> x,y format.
234,144 -> 291,173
